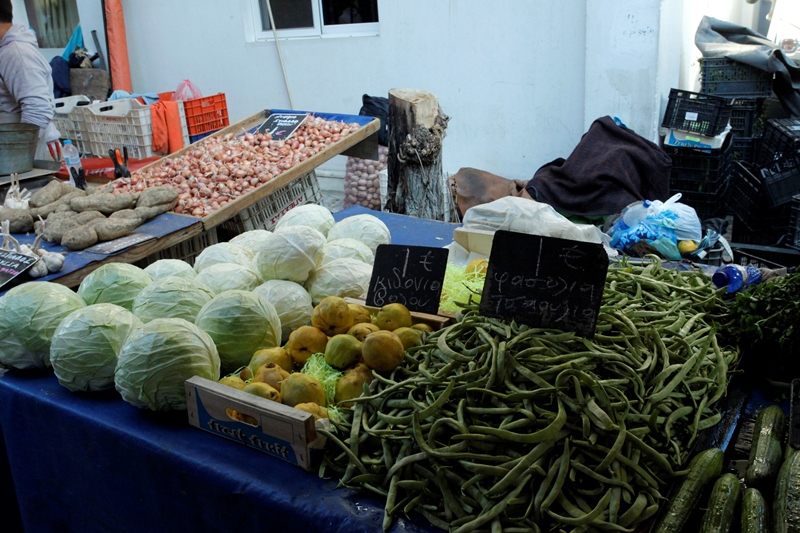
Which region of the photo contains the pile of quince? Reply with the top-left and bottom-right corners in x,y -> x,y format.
218,295 -> 433,421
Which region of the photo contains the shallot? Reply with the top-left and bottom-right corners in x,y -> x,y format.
109,116 -> 360,219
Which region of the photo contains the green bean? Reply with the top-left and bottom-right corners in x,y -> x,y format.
486,440 -> 555,497
547,490 -> 612,526
452,473 -> 532,533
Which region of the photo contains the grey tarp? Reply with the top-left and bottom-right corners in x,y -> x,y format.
695,16 -> 800,116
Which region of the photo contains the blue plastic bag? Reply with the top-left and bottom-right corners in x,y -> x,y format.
608,193 -> 702,254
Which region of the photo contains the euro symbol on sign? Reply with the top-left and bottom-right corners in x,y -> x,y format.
559,246 -> 585,270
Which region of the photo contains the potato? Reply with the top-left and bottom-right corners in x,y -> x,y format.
109,209 -> 142,221
54,203 -> 73,213
134,199 -> 177,221
42,211 -> 106,243
1,208 -> 34,233
90,217 -> 141,241
29,180 -> 67,208
30,190 -> 87,219
137,187 -> 178,208
70,193 -> 137,215
61,226 -> 98,250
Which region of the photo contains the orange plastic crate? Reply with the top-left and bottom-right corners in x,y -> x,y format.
182,93 -> 230,137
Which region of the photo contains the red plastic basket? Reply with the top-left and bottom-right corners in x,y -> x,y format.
182,93 -> 229,137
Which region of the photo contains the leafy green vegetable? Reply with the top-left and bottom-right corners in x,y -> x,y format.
722,272 -> 799,355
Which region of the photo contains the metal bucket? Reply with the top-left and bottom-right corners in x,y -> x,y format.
0,123 -> 39,175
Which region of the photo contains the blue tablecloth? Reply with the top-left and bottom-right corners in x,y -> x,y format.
0,206 -> 459,533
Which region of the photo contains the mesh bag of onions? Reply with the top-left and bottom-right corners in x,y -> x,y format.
343,145 -> 388,210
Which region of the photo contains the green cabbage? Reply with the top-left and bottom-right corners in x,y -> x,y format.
50,304 -> 142,392
0,281 -> 86,369
132,276 -> 215,324
274,204 -> 335,237
77,263 -> 153,311
326,214 -> 391,254
194,262 -> 261,295
254,226 -> 326,283
229,229 -> 273,254
193,242 -> 254,273
320,238 -> 375,266
252,280 -> 313,343
115,318 -> 220,411
143,259 -> 197,281
194,290 -> 281,375
305,258 -> 372,305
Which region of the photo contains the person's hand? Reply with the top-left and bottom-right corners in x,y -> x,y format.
46,140 -> 62,161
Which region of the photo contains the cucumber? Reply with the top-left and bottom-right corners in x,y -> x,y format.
745,405 -> 786,488
775,448 -> 800,533
653,447 -> 724,533
699,473 -> 741,533
741,487 -> 769,533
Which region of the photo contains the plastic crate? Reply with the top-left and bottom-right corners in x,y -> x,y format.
83,98 -> 190,159
699,57 -> 773,98
189,129 -> 219,144
673,174 -> 732,221
220,171 -> 323,234
730,243 -> 800,269
53,95 -> 92,155
181,93 -> 229,138
788,195 -> 800,250
729,98 -> 764,138
731,136 -> 756,163
760,153 -> 800,207
664,133 -> 733,193
661,88 -> 733,136
729,162 -> 764,230
755,118 -> 800,166
134,227 -> 219,268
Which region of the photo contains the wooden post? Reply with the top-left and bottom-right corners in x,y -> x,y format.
385,89 -> 449,219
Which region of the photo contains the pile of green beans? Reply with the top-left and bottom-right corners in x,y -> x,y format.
319,256 -> 739,532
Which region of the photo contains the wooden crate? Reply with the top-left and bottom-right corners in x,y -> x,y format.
136,109 -> 380,232
185,376 -> 327,471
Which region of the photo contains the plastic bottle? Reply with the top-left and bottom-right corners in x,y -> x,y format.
622,200 -> 653,228
61,139 -> 82,187
711,264 -> 763,293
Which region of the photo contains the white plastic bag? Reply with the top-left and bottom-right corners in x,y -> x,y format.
459,197 -> 618,257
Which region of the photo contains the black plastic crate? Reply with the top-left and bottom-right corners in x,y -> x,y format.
788,195 -> 800,250
661,88 -> 733,136
674,174 -> 732,221
755,118 -> 800,166
699,57 -> 774,99
732,135 -> 756,163
730,242 -> 800,269
729,98 -> 765,137
728,162 -> 763,228
760,152 -> 800,207
665,134 -> 733,193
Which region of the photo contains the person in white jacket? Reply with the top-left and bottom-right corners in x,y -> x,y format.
0,0 -> 61,161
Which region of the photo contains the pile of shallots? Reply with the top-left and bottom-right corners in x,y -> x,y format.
109,116 -> 361,218
343,145 -> 388,210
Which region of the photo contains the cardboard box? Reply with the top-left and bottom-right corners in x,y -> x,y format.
663,128 -> 729,150
185,376 -> 326,471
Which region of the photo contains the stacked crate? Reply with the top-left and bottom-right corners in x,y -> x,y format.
660,89 -> 734,221
699,57 -> 772,164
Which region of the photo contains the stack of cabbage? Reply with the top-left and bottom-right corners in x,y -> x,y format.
0,207 -> 390,413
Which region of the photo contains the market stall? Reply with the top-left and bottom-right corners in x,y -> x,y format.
1,109 -> 380,295
0,206 -> 458,533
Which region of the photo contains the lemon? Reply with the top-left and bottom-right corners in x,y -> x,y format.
678,240 -> 697,253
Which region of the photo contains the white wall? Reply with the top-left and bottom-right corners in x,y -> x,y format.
65,0 -> 711,181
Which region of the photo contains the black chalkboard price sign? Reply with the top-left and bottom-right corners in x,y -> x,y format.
479,230 -> 609,338
366,244 -> 449,314
255,112 -> 309,140
0,249 -> 40,290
